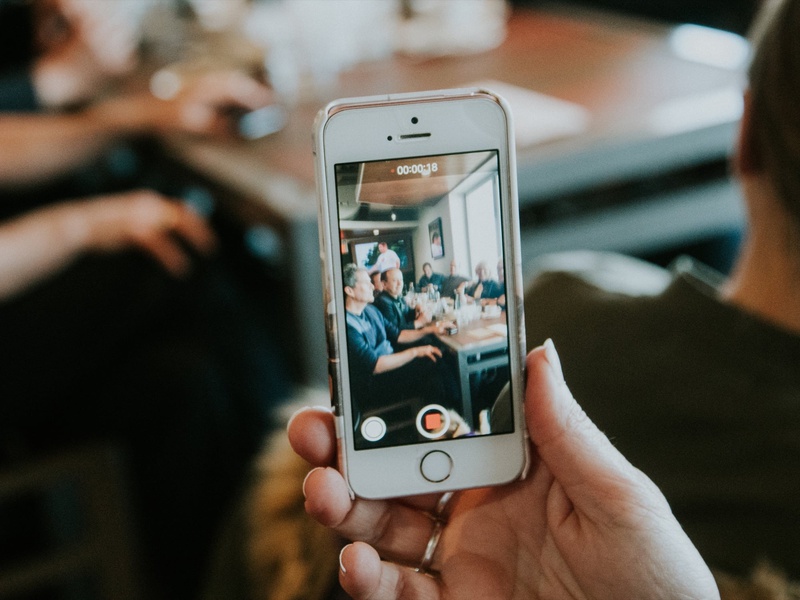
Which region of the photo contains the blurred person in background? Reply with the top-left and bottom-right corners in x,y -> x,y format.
416,261 -> 444,293
525,0 -> 800,581
368,241 -> 401,275
370,270 -> 384,298
439,258 -> 469,298
0,0 -> 272,205
0,0 -> 143,111
465,260 -> 503,303
0,1 -> 291,598
374,267 -> 430,332
479,258 -> 506,308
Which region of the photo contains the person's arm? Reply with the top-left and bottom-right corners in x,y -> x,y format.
0,71 -> 273,187
411,308 -> 430,329
0,189 -> 215,299
463,280 -> 480,302
373,318 -> 451,369
479,282 -> 505,306
373,344 -> 441,373
0,110 -> 128,186
288,341 -> 719,600
396,321 -> 447,343
369,309 -> 442,371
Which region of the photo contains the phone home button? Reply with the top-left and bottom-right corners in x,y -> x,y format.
420,451 -> 453,483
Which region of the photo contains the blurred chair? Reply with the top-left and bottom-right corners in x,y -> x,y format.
0,442 -> 144,600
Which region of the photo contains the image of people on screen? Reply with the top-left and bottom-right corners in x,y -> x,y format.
342,264 -> 460,446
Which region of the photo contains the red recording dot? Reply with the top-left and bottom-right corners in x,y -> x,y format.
390,168 -> 395,173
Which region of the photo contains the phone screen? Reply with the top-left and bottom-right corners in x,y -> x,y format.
335,149 -> 515,450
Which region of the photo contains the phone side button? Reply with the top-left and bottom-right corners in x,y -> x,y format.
420,451 -> 453,483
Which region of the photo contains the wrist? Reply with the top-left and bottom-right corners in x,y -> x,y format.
86,93 -> 158,138
55,202 -> 94,253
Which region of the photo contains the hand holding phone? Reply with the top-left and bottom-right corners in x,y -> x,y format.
288,345 -> 719,600
315,88 -> 528,499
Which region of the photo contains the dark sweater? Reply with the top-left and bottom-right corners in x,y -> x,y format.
525,254 -> 800,578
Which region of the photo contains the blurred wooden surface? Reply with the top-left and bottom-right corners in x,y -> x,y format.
162,4 -> 745,384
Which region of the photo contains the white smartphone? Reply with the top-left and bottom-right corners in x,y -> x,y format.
315,88 -> 528,499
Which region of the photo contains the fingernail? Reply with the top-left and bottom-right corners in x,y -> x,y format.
286,405 -> 312,434
302,467 -> 320,498
544,338 -> 564,382
339,544 -> 349,574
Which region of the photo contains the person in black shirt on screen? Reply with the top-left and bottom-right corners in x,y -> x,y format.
374,268 -> 430,332
417,262 -> 445,293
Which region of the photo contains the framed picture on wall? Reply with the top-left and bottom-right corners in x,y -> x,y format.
429,217 -> 444,259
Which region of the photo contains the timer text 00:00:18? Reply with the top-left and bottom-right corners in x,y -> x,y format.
395,163 -> 438,176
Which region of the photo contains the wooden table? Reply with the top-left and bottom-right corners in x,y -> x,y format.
163,3 -> 745,384
437,312 -> 509,429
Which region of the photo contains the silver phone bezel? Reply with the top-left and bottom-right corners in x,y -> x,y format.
314,89 -> 528,499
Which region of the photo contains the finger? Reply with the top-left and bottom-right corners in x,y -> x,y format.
302,467 -> 445,566
286,407 -> 453,513
134,234 -> 190,277
287,406 -> 337,467
525,340 -> 637,497
177,103 -> 219,134
170,204 -> 217,254
340,542 -> 441,600
192,71 -> 274,111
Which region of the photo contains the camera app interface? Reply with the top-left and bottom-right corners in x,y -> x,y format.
335,150 -> 514,450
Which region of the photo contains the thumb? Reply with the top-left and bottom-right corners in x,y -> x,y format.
525,340 -> 637,495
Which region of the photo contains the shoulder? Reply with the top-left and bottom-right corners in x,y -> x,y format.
373,293 -> 392,308
524,251 -> 674,348
363,304 -> 383,320
360,305 -> 388,332
527,250 -> 672,298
